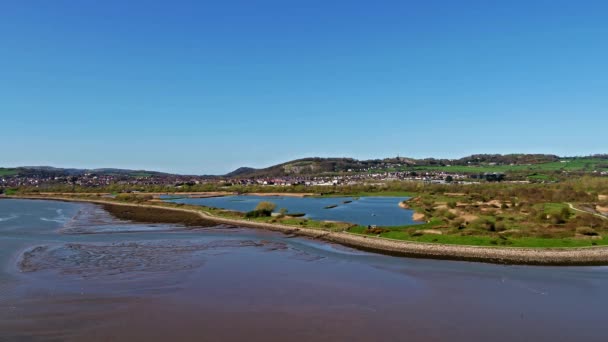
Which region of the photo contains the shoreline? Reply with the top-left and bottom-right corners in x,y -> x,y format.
5,195 -> 608,266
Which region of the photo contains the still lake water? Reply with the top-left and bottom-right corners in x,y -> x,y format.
1,198 -> 608,341
166,195 -> 417,226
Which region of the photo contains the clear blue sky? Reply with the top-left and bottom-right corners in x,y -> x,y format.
2,0 -> 607,174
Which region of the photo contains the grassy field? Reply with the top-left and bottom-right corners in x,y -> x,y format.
348,225 -> 608,247
367,158 -> 608,174
0,168 -> 18,176
345,188 -> 608,248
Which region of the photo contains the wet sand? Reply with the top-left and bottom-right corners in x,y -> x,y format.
2,199 -> 608,341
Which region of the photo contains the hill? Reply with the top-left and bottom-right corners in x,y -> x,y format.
224,158 -> 368,178
224,154 -> 608,178
0,166 -> 175,178
3,154 -> 606,180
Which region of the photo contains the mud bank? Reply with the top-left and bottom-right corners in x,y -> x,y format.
101,203 -> 217,227
18,240 -> 288,278
8,196 -> 608,266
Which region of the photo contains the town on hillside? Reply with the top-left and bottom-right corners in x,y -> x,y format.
2,154 -> 607,192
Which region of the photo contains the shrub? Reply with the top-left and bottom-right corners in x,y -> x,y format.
277,208 -> 288,218
495,222 -> 506,232
366,227 -> 389,234
451,218 -> 466,229
560,207 -> 572,219
245,209 -> 273,218
255,201 -> 277,212
577,227 -> 599,236
470,218 -> 496,232
444,211 -> 457,220
549,209 -> 570,224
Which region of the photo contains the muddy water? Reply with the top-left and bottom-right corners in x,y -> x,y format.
1,199 -> 608,341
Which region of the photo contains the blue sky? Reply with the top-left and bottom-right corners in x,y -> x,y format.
2,0 -> 607,174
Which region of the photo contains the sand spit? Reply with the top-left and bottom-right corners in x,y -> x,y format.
8,196 -> 608,266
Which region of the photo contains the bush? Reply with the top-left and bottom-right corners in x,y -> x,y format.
366,227 -> 389,234
560,207 -> 572,219
577,227 -> 599,236
451,218 -> 466,229
277,208 -> 288,218
255,201 -> 276,212
245,209 -> 273,218
495,222 -> 506,232
548,209 -> 571,224
470,218 -> 496,232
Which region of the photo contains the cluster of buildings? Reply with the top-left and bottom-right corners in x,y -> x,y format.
1,169 -> 472,190
228,170 -> 469,187
0,173 -> 210,189
10,166 -> 603,191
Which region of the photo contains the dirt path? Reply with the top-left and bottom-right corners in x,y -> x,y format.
567,203 -> 608,221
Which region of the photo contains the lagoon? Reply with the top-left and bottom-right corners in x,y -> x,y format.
165,195 -> 418,226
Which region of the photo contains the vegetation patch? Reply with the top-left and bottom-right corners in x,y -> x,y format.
245,201 -> 276,218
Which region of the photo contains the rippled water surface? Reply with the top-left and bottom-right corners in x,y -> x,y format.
166,195 -> 418,226
1,198 -> 608,341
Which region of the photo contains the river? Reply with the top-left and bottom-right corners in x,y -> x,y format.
1,199 -> 607,341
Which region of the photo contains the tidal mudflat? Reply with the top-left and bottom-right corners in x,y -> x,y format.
1,199 -> 608,341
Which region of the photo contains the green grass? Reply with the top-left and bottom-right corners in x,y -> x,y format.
0,168 -> 18,176
536,202 -> 570,215
349,226 -> 608,248
366,158 -> 608,174
130,172 -> 154,177
318,191 -> 415,198
3,189 -> 18,196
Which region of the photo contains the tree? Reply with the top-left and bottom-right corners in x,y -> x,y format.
255,201 -> 276,212
245,201 -> 277,218
277,208 -> 288,218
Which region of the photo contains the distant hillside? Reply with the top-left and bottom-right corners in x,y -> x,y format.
1,166 -> 175,178
225,167 -> 258,178
224,154 -> 605,178
3,154 -> 606,180
224,158 -> 372,178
